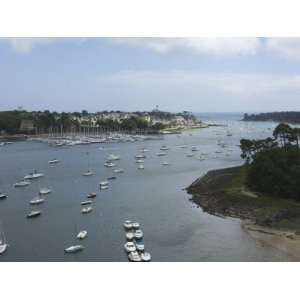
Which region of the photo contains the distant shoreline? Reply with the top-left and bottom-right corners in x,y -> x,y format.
186,166 -> 300,259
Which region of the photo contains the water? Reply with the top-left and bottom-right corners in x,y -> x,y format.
0,113 -> 294,261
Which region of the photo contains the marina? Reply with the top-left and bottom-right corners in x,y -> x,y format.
0,113 -> 295,261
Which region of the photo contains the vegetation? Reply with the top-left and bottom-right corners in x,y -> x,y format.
240,123 -> 300,200
243,112 -> 300,124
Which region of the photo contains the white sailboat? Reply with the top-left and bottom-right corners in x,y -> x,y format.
82,152 -> 94,176
24,170 -> 44,180
14,180 -> 31,187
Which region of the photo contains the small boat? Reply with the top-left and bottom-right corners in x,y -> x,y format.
160,145 -> 169,151
186,153 -> 194,157
99,181 -> 109,186
0,193 -> 7,200
132,222 -> 140,229
135,154 -> 146,159
81,200 -> 93,205
107,176 -> 117,180
135,243 -> 145,252
126,232 -> 135,240
141,148 -> 149,152
136,159 -> 144,163
178,145 -> 188,149
48,159 -> 60,164
14,180 -> 31,187
64,245 -> 84,253
82,170 -> 94,176
161,162 -> 169,166
141,252 -> 151,262
124,241 -> 136,252
0,222 -> 8,255
107,154 -> 120,161
39,188 -> 51,195
191,146 -> 198,151
99,185 -> 109,190
128,251 -> 142,262
24,172 -> 44,180
138,164 -> 144,170
134,229 -> 143,239
77,230 -> 88,240
156,152 -> 167,156
30,196 -> 45,205
87,193 -> 96,198
104,162 -> 115,168
113,168 -> 124,173
81,206 -> 93,214
123,220 -> 133,230
27,210 -> 42,218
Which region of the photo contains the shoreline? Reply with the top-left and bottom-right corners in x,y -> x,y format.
187,166 -> 300,260
242,221 -> 300,260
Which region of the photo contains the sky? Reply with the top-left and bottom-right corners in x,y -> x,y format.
1,37 -> 300,113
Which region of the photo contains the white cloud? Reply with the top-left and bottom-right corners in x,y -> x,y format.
266,38 -> 300,60
0,38 -> 58,53
98,70 -> 300,111
113,38 -> 261,56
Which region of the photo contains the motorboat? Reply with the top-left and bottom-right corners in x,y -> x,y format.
0,226 -> 8,255
141,148 -> 149,152
178,145 -> 188,148
132,222 -> 140,229
30,196 -> 45,205
107,176 -> 117,180
135,243 -> 145,252
87,192 -> 96,198
99,181 -> 109,186
24,172 -> 44,180
81,200 -> 93,205
123,220 -> 133,230
124,241 -> 136,252
27,210 -> 42,218
14,180 -> 31,187
113,168 -> 124,173
99,185 -> 109,190
186,153 -> 194,157
104,162 -> 115,168
64,245 -> 84,253
39,188 -> 51,195
138,164 -> 144,170
82,170 -> 94,176
160,145 -> 169,151
77,230 -> 88,240
161,161 -> 169,166
191,146 -> 198,151
135,154 -> 146,159
126,232 -> 135,240
128,251 -> 142,262
156,152 -> 167,156
48,159 -> 60,164
107,154 -> 120,161
81,206 -> 93,214
136,159 -> 144,163
141,252 -> 151,262
0,193 -> 7,200
134,229 -> 143,239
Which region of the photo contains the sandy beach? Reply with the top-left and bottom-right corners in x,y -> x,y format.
242,221 -> 300,260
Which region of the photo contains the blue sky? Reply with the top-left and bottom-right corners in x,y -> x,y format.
1,37 -> 300,112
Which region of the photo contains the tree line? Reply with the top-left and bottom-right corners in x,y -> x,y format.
240,123 -> 300,200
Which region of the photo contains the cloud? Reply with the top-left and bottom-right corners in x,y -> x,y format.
0,37 -> 87,53
98,70 -> 300,111
113,38 -> 261,56
266,38 -> 300,60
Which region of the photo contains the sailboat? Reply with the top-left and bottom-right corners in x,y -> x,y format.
39,177 -> 52,195
82,152 -> 94,176
0,222 -> 8,255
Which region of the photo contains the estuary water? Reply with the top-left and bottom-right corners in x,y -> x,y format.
0,113 -> 294,261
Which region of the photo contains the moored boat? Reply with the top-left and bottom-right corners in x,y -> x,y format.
81,206 -> 93,214
123,220 -> 133,230
128,251 -> 142,262
30,196 -> 45,205
81,200 -> 93,205
48,159 -> 60,164
124,241 -> 136,252
64,245 -> 84,253
14,180 -> 31,187
77,230 -> 88,240
134,229 -> 143,239
141,252 -> 151,262
27,210 -> 42,218
0,193 -> 7,200
87,192 -> 96,198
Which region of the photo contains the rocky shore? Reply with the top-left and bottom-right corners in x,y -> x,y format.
187,166 -> 300,259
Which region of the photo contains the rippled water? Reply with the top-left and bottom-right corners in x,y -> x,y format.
0,114 -> 294,261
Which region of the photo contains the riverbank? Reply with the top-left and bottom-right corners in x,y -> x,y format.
187,165 -> 300,259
